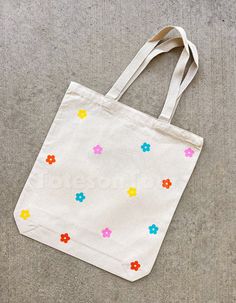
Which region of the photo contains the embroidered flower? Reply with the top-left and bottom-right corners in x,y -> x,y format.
46,154 -> 56,165
75,192 -> 86,203
77,109 -> 87,119
162,178 -> 172,189
141,142 -> 151,152
101,227 -> 112,238
127,187 -> 137,197
20,210 -> 30,220
149,224 -> 159,235
93,144 -> 103,154
60,233 -> 70,243
130,260 -> 141,271
184,147 -> 195,158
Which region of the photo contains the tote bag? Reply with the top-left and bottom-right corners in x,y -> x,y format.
14,26 -> 203,282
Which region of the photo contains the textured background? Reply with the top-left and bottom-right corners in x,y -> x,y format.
0,1 -> 235,302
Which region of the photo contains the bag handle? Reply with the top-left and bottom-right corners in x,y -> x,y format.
105,26 -> 199,123
109,37 -> 184,102
163,40 -> 198,122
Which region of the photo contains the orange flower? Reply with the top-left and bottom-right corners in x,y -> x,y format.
60,233 -> 70,243
46,154 -> 56,165
162,178 -> 172,189
130,260 -> 141,271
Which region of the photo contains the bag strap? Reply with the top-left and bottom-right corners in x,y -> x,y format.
105,26 -> 199,123
162,40 -> 198,122
108,37 -> 184,103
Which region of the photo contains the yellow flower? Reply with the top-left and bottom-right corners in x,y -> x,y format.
20,210 -> 30,220
127,187 -> 137,197
77,109 -> 87,119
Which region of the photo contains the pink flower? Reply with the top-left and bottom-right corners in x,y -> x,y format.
93,144 -> 103,154
101,227 -> 112,238
184,147 -> 195,158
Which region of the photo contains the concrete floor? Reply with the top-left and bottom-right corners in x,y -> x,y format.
0,1 -> 235,302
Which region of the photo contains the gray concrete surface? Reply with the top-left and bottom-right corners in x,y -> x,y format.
0,1 -> 235,302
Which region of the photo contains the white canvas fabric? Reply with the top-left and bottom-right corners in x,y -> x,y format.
14,26 -> 203,282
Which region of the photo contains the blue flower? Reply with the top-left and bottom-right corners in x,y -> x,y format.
148,224 -> 159,235
141,142 -> 151,152
75,192 -> 86,203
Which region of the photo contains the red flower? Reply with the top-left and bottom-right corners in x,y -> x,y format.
130,260 -> 141,271
46,154 -> 56,165
60,233 -> 70,243
162,178 -> 172,189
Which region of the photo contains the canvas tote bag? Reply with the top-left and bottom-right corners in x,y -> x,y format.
14,26 -> 203,282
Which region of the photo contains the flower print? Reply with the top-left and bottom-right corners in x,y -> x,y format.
184,147 -> 195,158
46,154 -> 56,165
60,233 -> 70,243
93,144 -> 103,154
75,192 -> 86,203
77,109 -> 87,119
148,224 -> 159,235
141,142 -> 151,152
20,210 -> 30,220
130,260 -> 141,271
127,187 -> 137,197
162,178 -> 172,189
101,227 -> 112,238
